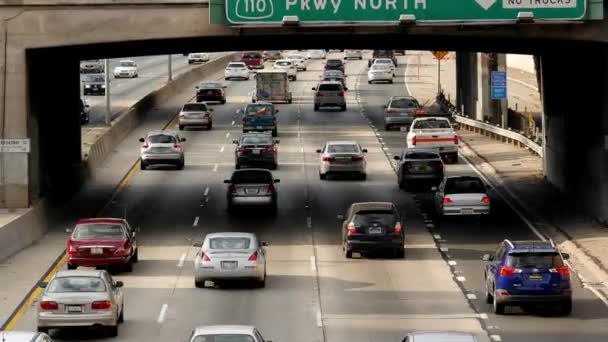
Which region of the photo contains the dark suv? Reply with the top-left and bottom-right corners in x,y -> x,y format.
394,148 -> 444,190
483,240 -> 572,315
369,50 -> 397,67
324,59 -> 345,74
234,132 -> 279,170
341,202 -> 404,259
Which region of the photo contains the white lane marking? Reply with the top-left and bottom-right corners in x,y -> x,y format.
157,304 -> 168,323
466,293 -> 477,300
307,217 -> 312,229
300,147 -> 304,153
448,260 -> 457,266
212,164 -> 218,172
177,253 -> 186,267
426,223 -> 434,229
433,234 -> 441,240
204,187 -> 210,197
310,256 -> 317,271
231,120 -> 235,125
490,335 -> 502,342
205,197 -> 210,203
316,310 -> 323,327
193,216 -> 200,227
440,247 -> 449,252
225,132 -> 230,138
479,313 -> 489,320
220,146 -> 225,153
456,276 -> 466,282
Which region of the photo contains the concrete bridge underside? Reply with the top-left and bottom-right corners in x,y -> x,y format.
1,1 -> 607,219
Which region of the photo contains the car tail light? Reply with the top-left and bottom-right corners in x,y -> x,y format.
114,246 -> 128,256
338,91 -> 345,97
394,222 -> 402,234
248,251 -> 258,261
92,300 -> 112,310
67,243 -> 77,256
322,156 -> 335,162
201,252 -> 211,261
142,143 -> 149,149
228,184 -> 236,193
481,196 -> 491,204
238,147 -> 248,153
499,266 -> 521,276
40,301 -> 58,311
203,112 -> 210,118
415,109 -> 426,115
347,223 -> 356,235
442,197 -> 453,204
264,146 -> 276,152
453,135 -> 459,144
267,183 -> 275,193
387,109 -> 396,113
351,156 -> 364,162
411,136 -> 417,146
550,266 -> 570,277
316,92 -> 323,97
174,143 -> 182,149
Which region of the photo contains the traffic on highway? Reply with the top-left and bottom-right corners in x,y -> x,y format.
4,49 -> 607,342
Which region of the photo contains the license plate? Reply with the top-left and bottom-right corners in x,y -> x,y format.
461,208 -> 474,215
67,305 -> 82,313
221,261 -> 237,269
252,149 -> 261,155
91,247 -> 103,255
529,274 -> 543,280
368,227 -> 383,234
246,187 -> 259,194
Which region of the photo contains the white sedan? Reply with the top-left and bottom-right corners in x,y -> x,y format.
368,64 -> 394,84
224,62 -> 250,80
273,60 -> 297,81
188,53 -> 210,64
307,50 -> 326,59
317,141 -> 368,180
286,54 -> 307,71
113,59 -> 138,78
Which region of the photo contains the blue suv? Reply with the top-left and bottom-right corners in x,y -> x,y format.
482,240 -> 572,315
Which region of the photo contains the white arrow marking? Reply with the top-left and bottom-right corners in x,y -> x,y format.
475,0 -> 496,10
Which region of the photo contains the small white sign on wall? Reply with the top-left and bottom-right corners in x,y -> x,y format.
0,139 -> 30,153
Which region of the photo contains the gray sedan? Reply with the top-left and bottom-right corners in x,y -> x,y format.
194,232 -> 267,288
37,270 -> 124,337
178,102 -> 214,130
383,96 -> 424,131
434,176 -> 491,217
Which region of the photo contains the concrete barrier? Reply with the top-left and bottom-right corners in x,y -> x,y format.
0,199 -> 50,261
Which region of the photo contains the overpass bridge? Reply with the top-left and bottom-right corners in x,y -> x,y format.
0,0 -> 608,220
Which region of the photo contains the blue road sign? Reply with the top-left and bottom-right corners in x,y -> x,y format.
491,71 -> 507,100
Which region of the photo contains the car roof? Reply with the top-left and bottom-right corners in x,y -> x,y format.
193,325 -> 256,335
390,96 -> 417,100
232,168 -> 272,174
228,61 -> 246,64
119,59 -> 134,63
326,141 -> 358,145
508,240 -> 556,253
242,132 -> 272,137
318,80 -> 343,85
77,218 -> 125,225
146,130 -> 178,136
350,202 -> 395,212
55,269 -> 105,278
0,331 -> 43,342
410,331 -> 477,342
205,232 -> 257,239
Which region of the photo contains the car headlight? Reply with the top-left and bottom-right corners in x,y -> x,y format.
85,85 -> 91,88
101,85 -> 106,88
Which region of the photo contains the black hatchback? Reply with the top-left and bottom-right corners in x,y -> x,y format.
394,148 -> 444,191
234,132 -> 279,170
324,59 -> 345,74
341,202 -> 404,259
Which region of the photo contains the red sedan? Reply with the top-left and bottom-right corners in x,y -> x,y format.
66,218 -> 139,272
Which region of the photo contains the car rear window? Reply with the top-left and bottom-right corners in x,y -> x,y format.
372,65 -> 391,71
148,134 -> 177,144
506,252 -> 563,268
404,152 -> 440,160
391,99 -> 419,108
84,75 -> 104,82
287,55 -> 303,60
318,84 -> 342,91
326,60 -> 343,66
48,277 -> 107,293
412,120 -> 451,129
228,63 -> 245,68
324,71 -> 344,78
74,224 -> 126,239
192,335 -> 255,342
183,103 -> 208,111
242,136 -> 272,145
232,171 -> 272,184
245,104 -> 274,116
353,211 -> 396,226
327,144 -> 358,153
276,61 -> 292,66
200,82 -> 222,89
209,237 -> 252,249
444,178 -> 485,194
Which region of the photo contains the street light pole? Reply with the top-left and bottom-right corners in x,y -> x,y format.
168,54 -> 173,81
104,59 -> 111,125
437,58 -> 442,95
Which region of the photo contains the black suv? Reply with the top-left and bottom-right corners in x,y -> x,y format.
324,59 -> 345,74
234,132 -> 279,170
224,169 -> 280,214
394,148 -> 444,191
195,81 -> 227,104
341,202 -> 404,259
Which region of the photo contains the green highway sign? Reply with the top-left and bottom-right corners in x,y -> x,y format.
224,0 -> 587,24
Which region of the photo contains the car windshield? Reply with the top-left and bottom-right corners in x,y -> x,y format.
231,171 -> 272,184
444,178 -> 486,194
192,335 -> 255,342
412,120 -> 451,129
228,63 -> 245,68
353,211 -> 396,226
209,237 -> 252,249
506,252 -> 563,268
183,103 -> 208,111
73,224 -> 125,239
327,144 -> 359,153
245,104 -> 274,116
84,75 -> 104,82
391,98 -> 419,108
47,277 -> 107,293
120,61 -> 135,67
148,134 -> 177,144
276,61 -> 292,66
404,151 -> 440,160
318,84 -> 342,91
241,136 -> 272,145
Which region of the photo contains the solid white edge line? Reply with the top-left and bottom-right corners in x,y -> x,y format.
177,253 -> 186,267
204,187 -> 210,197
157,304 -> 168,324
310,255 -> 316,271
212,164 -> 218,172
490,335 -> 502,342
220,146 -> 225,153
225,132 -> 230,138
231,120 -> 235,125
193,216 -> 200,227
316,309 -> 323,327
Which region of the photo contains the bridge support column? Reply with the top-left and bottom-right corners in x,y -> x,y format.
456,52 -> 478,118
475,53 -> 491,122
540,47 -> 608,221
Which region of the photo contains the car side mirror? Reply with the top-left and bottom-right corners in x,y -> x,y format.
39,282 -> 48,288
233,140 -> 239,144
337,214 -> 344,220
431,186 -> 438,191
223,180 -> 231,184
261,241 -> 269,247
139,138 -> 145,143
192,242 -> 203,247
312,87 -> 316,91
274,140 -> 280,144
274,179 -> 280,183
393,156 -> 401,160
65,228 -> 73,233
482,254 -> 494,261
181,138 -> 186,142
115,281 -> 124,288
316,149 -> 322,153
344,87 -> 349,91
561,253 -> 570,260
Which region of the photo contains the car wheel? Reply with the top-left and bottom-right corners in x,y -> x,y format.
287,99 -> 292,104
394,248 -> 405,259
398,181 -> 407,190
235,164 -> 241,170
384,124 -> 390,131
450,152 -> 459,164
221,100 -> 226,105
123,261 -> 133,273
107,324 -> 118,337
177,160 -> 185,170
368,80 -> 372,84
118,305 -> 124,323
188,61 -> 193,64
389,80 -> 394,84
225,77 -> 229,80
132,249 -> 139,263
340,105 -> 347,111
67,263 -> 77,270
257,273 -> 266,288
314,104 -> 319,111
560,299 -> 573,316
319,172 -> 326,180
37,327 -> 49,334
140,162 -> 147,170
178,125 -> 184,130
360,173 -> 367,181
195,279 -> 206,288
493,290 -> 505,314
271,163 -> 278,170
227,200 -> 235,213
272,128 -> 278,137
344,248 -> 353,259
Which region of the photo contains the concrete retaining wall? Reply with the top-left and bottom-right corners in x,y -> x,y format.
0,200 -> 49,261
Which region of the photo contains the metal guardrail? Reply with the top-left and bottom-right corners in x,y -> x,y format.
436,94 -> 543,158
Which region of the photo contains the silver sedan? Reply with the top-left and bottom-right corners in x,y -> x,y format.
178,102 -> 214,130
194,232 -> 267,288
434,176 -> 491,216
37,270 -> 124,337
317,141 -> 368,180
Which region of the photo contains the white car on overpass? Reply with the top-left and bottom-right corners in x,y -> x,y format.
188,53 -> 210,64
286,54 -> 307,71
273,59 -> 297,81
113,59 -> 138,78
307,50 -> 326,59
224,62 -> 250,80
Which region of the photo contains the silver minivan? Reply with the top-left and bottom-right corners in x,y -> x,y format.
313,81 -> 346,112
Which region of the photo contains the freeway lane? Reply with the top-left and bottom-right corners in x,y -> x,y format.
14,52 -> 487,342
360,53 -> 608,342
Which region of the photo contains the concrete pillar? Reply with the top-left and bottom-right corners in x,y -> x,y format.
456,52 -> 478,117
541,47 -> 608,222
475,53 -> 491,122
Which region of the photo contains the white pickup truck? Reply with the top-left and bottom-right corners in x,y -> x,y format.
406,117 -> 459,164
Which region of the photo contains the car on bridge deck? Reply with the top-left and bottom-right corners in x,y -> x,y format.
307,49 -> 326,59
369,49 -> 397,67
188,52 -> 209,64
317,141 -> 367,180
225,62 -> 250,80
482,239 -> 572,315
262,50 -> 283,61
0,331 -> 54,342
195,81 -> 227,104
224,169 -> 279,214
113,59 -> 138,78
65,218 -> 139,273
178,102 -> 213,130
383,95 -> 424,130
313,80 -> 347,111
37,270 -> 124,337
285,53 -> 307,71
139,130 -> 186,170
433,176 -> 491,217
324,58 -> 345,74
402,331 -> 478,342
238,102 -> 279,137
82,74 -> 106,96
344,49 -> 363,60
233,132 -> 279,170
368,63 -> 394,84
188,325 -> 270,342
407,117 -> 459,163
80,59 -> 104,74
394,148 -> 444,191
193,233 -> 267,288
371,58 -> 396,76
340,202 -> 405,259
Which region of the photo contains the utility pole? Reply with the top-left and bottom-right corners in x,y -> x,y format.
104,59 -> 111,125
168,54 -> 173,81
437,58 -> 442,95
